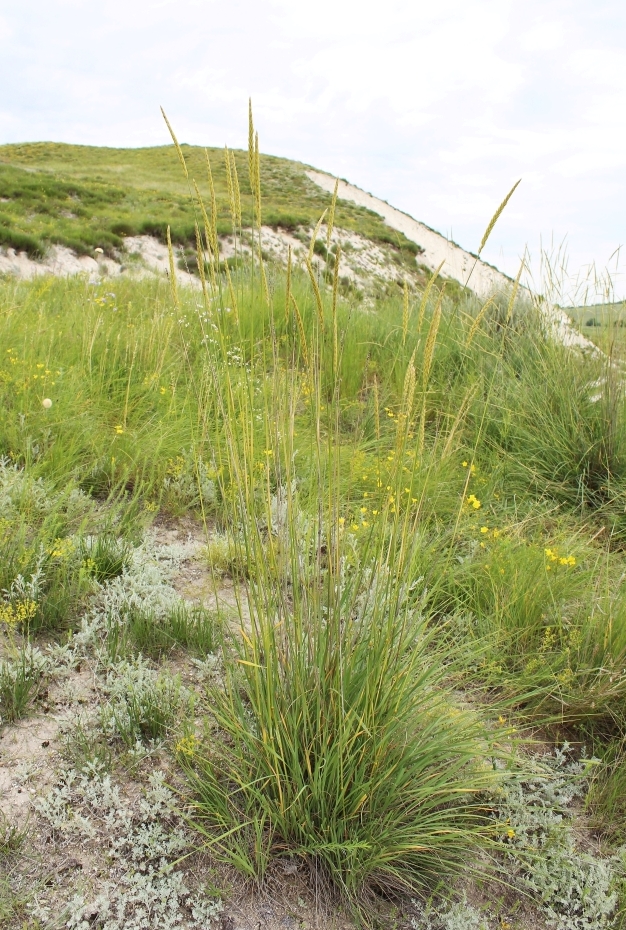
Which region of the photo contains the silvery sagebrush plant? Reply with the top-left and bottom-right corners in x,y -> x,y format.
493,745 -> 620,929
33,769 -> 222,930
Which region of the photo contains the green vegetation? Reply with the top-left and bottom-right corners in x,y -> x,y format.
2,114 -> 626,927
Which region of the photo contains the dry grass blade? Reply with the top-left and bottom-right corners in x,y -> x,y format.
160,107 -> 188,179
285,245 -> 292,324
326,178 -> 339,252
478,179 -> 521,257
466,297 -> 495,348
306,257 -> 325,331
402,348 -> 417,423
291,293 -> 310,371
225,260 -> 238,323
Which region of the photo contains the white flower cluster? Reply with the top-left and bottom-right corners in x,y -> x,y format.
35,768 -> 222,930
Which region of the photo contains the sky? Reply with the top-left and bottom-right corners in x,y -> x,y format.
1,0 -> 625,303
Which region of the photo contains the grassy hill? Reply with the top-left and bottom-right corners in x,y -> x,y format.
0,141 -> 422,270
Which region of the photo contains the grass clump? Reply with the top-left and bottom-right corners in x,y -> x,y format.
0,645 -> 47,726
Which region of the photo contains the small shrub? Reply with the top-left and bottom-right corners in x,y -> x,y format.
99,657 -> 191,746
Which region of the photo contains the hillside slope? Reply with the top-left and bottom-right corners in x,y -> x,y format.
0,141 -> 506,299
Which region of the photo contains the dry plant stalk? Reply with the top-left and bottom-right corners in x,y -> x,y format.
225,260 -> 238,323
332,245 -> 341,375
417,261 -> 445,332
285,245 -> 292,324
161,107 -> 188,179
194,222 -> 209,304
166,226 -> 180,310
402,348 -> 417,423
326,178 -> 339,252
248,99 -> 255,198
373,377 -> 380,441
402,280 -> 410,345
306,258 -> 325,331
418,289 -> 443,456
254,131 -> 262,227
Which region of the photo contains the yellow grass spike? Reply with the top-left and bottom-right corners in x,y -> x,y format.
478,179 -> 521,256
160,107 -> 188,179
308,209 -> 328,264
